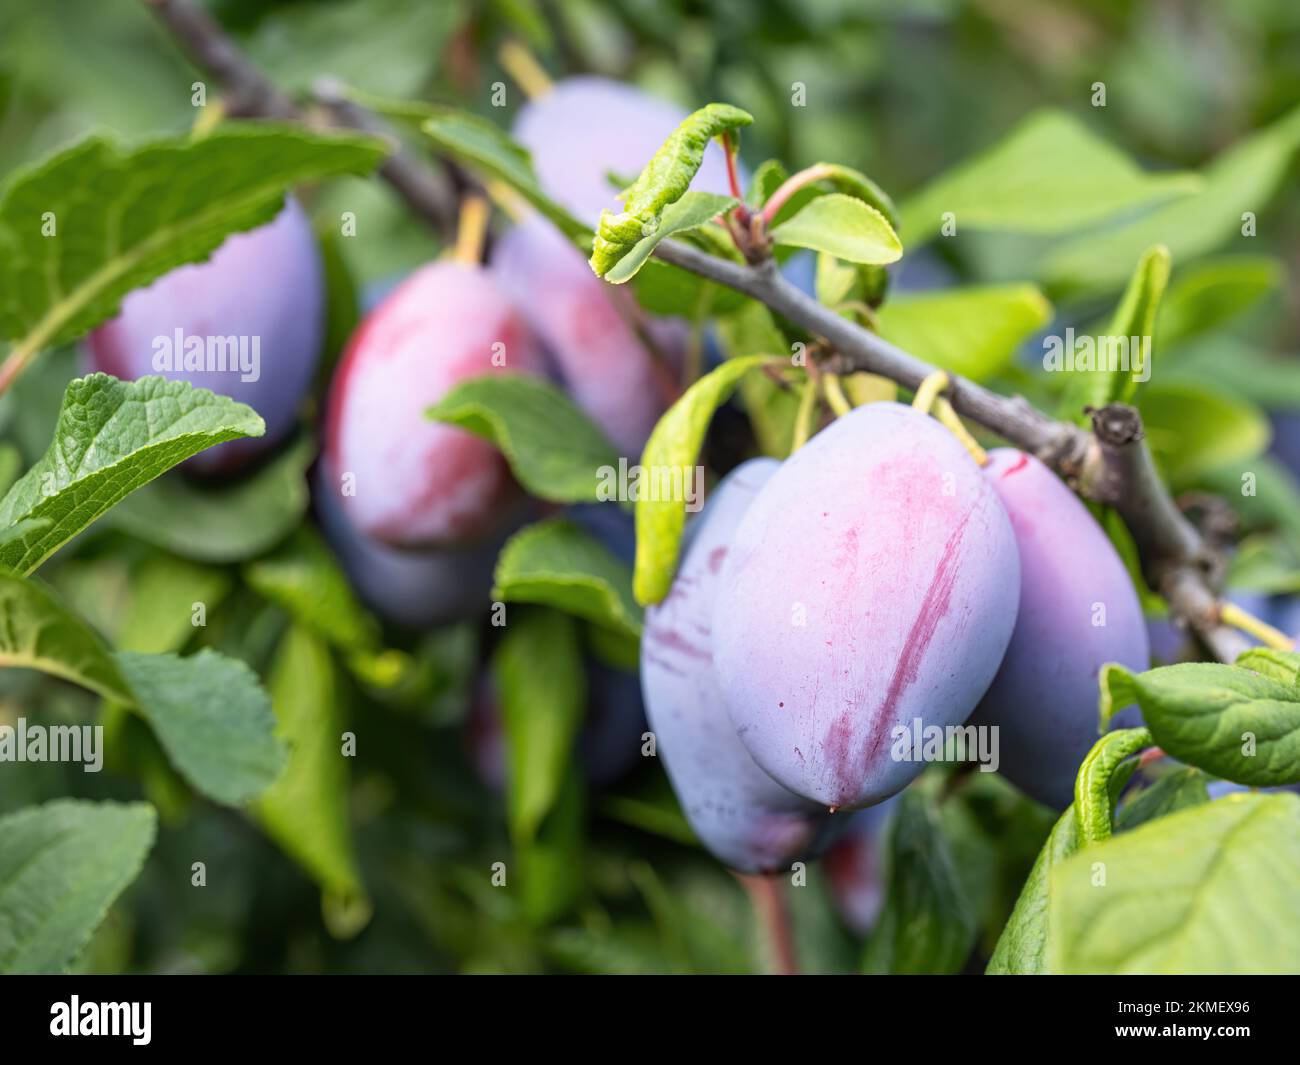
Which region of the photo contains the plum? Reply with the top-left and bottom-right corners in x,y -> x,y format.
580,660 -> 649,788
312,461 -> 498,629
642,458 -> 834,874
970,449 -> 1150,809
567,501 -> 637,564
88,199 -> 324,475
713,403 -> 1021,811
1269,412 -> 1300,479
511,76 -> 734,228
491,217 -> 671,454
323,260 -> 544,548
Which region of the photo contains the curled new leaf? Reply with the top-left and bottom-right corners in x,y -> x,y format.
1073,727 -> 1153,845
590,103 -> 752,279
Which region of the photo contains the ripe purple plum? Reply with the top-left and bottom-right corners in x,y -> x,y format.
713,403 -> 1021,811
511,76 -> 734,227
491,217 -> 672,454
1269,412 -> 1300,479
312,462 -> 498,629
970,449 -> 1150,809
567,502 -> 636,565
88,199 -> 324,475
324,260 -> 544,548
580,660 -> 649,788
642,458 -> 834,874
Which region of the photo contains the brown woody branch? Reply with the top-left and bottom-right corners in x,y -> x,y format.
141,0 -> 458,234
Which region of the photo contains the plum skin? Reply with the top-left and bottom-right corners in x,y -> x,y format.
642,458 -> 835,875
969,448 -> 1150,809
324,260 -> 545,548
713,403 -> 1021,811
87,199 -> 324,475
312,460 -> 501,629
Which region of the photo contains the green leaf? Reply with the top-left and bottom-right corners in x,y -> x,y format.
898,109 -> 1199,242
255,626 -> 366,926
1162,337 -> 1300,413
768,193 -> 902,266
426,372 -> 621,498
420,107 -> 589,240
590,103 -> 752,278
862,789 -> 976,975
1235,646 -> 1300,685
1058,246 -> 1170,422
491,606 -> 586,843
877,284 -> 1052,382
598,773 -> 698,847
716,303 -> 802,458
628,255 -> 746,317
745,159 -> 788,208
1137,381 -> 1269,487
1045,105 -> 1300,291
1048,793 -> 1300,974
107,434 -> 311,564
780,164 -> 899,229
493,518 -> 642,640
0,375 -> 264,574
1100,662 -> 1300,787
0,571 -> 132,702
115,649 -> 287,806
634,355 -> 778,604
1158,256 -> 1283,347
0,800 -> 156,974
602,191 -> 737,284
986,806 -> 1079,975
117,555 -> 233,655
0,124 -> 386,355
1115,766 -> 1210,833
1073,727 -> 1154,844
517,772 -> 586,925
244,527 -> 379,653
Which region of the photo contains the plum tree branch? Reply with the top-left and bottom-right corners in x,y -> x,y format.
141,0 -> 459,235
653,239 -> 1251,663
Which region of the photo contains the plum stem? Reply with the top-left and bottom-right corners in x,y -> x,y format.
910,369 -> 950,415
934,398 -> 989,466
498,39 -> 554,100
453,195 -> 491,265
1218,601 -> 1294,651
189,98 -> 226,140
822,373 -> 853,417
737,874 -> 800,975
791,375 -> 820,451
